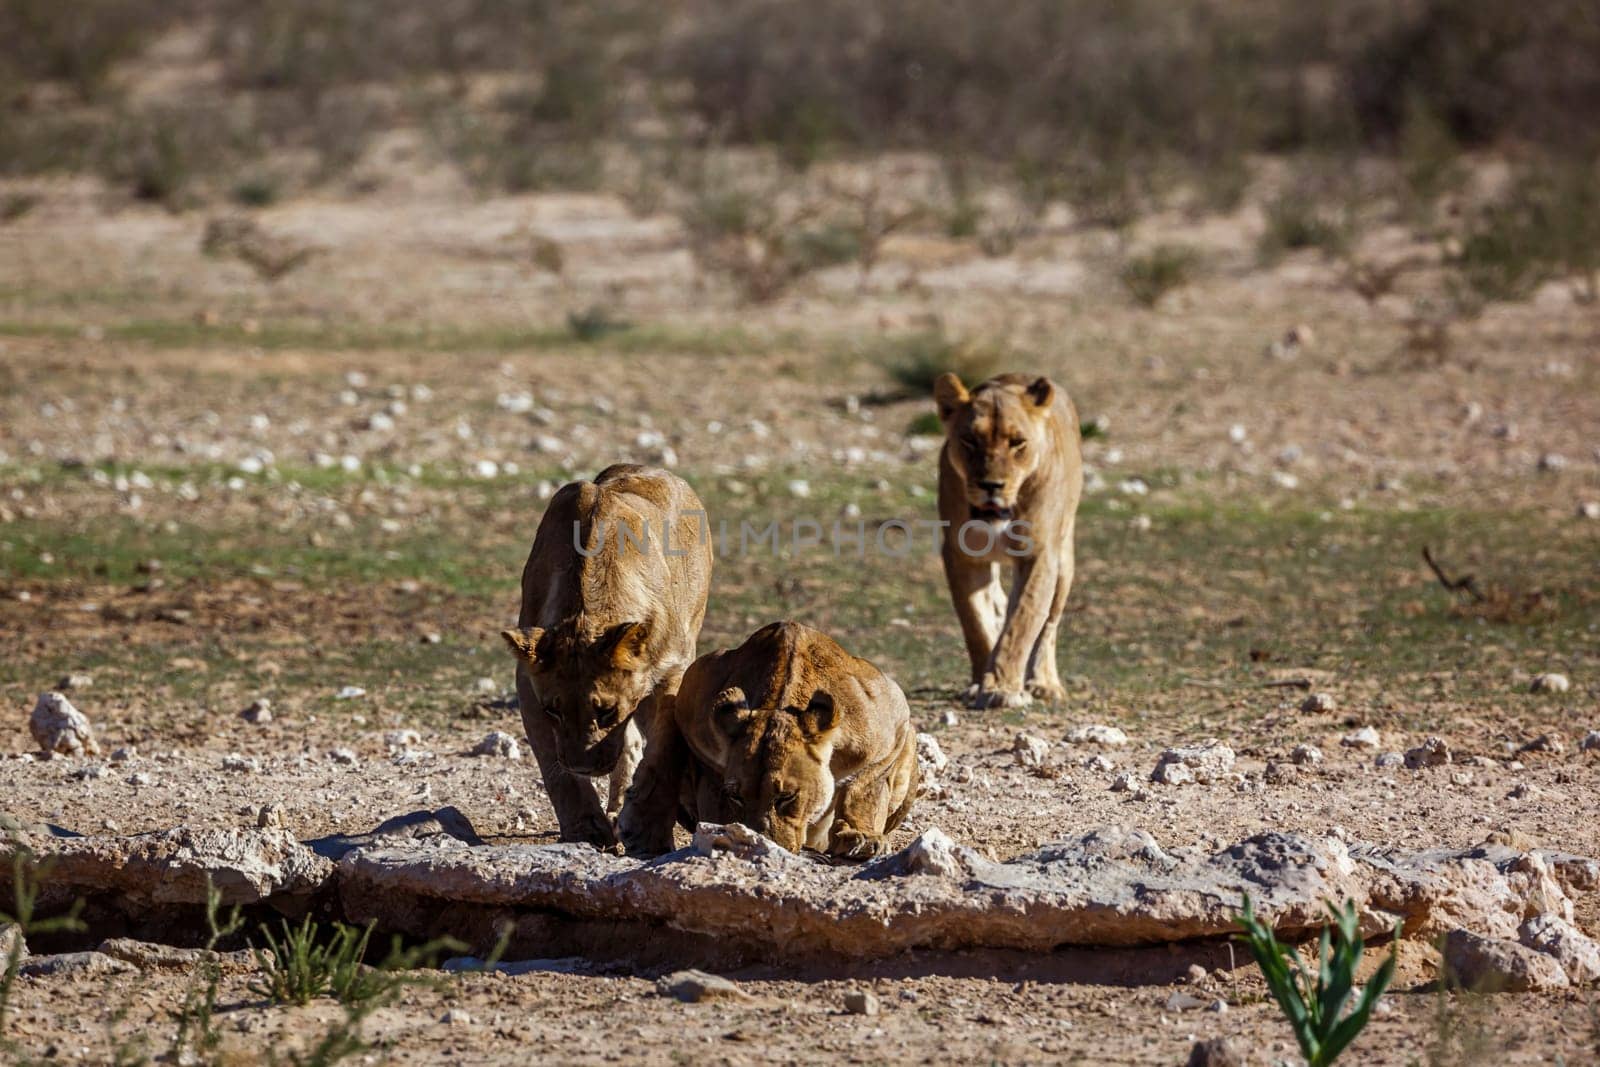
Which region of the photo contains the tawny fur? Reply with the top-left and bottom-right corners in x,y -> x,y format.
619,620 -> 918,859
501,464 -> 712,847
933,372 -> 1084,709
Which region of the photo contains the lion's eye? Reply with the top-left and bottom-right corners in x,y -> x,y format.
593,703 -> 619,729
1009,437 -> 1026,452
773,790 -> 799,815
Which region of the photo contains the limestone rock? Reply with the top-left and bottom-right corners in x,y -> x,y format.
1342,726 -> 1380,751
1065,724 -> 1128,747
1374,752 -> 1404,769
915,733 -> 948,777
29,692 -> 99,757
657,969 -> 751,1002
1442,929 -> 1569,992
1013,732 -> 1050,769
1405,736 -> 1452,769
1518,914 -> 1600,985
1187,1037 -> 1247,1067
1290,744 -> 1323,766
889,828 -> 981,879
0,825 -> 333,906
1152,741 -> 1234,784
843,989 -> 880,1015
1530,673 -> 1570,694
96,938 -> 253,973
1299,692 -> 1337,714
0,922 -> 25,963
470,731 -> 521,760
19,951 -> 137,978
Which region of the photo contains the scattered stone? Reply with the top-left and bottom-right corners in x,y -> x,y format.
68,763 -> 107,781
109,746 -> 135,763
1519,914 -> 1600,985
1578,502 -> 1600,521
1186,1037 -> 1247,1067
786,479 -> 811,499
335,686 -> 366,700
440,1008 -> 474,1026
242,698 -> 272,724
420,631 -> 443,645
385,729 -> 422,751
0,922 -> 25,962
893,828 -> 977,879
221,754 -> 260,773
1442,929 -> 1569,992
656,969 -> 752,1003
29,692 -> 99,757
1518,734 -> 1564,756
1151,742 -> 1235,785
1110,771 -> 1143,794
473,676 -> 498,694
329,748 -> 359,767
1404,736 -> 1452,770
1013,732 -> 1051,769
18,951 -> 137,978
1530,673 -> 1570,694
1538,453 -> 1568,473
1290,744 -> 1323,766
1083,754 -> 1115,773
915,734 -> 948,777
1164,990 -> 1209,1012
1183,964 -> 1208,985
127,772 -> 153,786
56,673 -> 93,691
1264,761 -> 1297,784
471,731 -> 521,760
1065,724 -> 1128,747
257,804 -> 285,829
1299,692 -> 1337,714
1582,731 -> 1600,753
96,938 -> 253,972
1375,752 -> 1404,769
940,709 -> 959,728
843,989 -> 880,1016
1342,726 -> 1380,751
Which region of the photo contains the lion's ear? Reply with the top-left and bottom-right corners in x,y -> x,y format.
597,620 -> 651,670
500,627 -> 545,664
799,690 -> 839,735
711,687 -> 751,737
1025,376 -> 1054,409
933,373 -> 970,424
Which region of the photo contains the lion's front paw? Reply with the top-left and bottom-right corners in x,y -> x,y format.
1027,679 -> 1067,703
559,816 -> 619,849
967,682 -> 1031,710
828,827 -> 889,861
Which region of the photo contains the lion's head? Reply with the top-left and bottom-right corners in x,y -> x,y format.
501,618 -> 657,775
933,372 -> 1056,520
706,685 -> 839,852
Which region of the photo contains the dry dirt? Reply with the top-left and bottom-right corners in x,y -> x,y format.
1,161 -> 1598,1065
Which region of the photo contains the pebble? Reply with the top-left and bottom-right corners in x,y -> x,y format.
1150,741 -> 1234,785
1529,673 -> 1570,694
471,731 -> 522,760
656,969 -> 752,1003
335,686 -> 366,700
1577,502 -> 1600,520
257,804 -> 285,829
1083,754 -> 1115,773
1110,771 -> 1143,794
1581,731 -> 1600,752
1518,734 -> 1564,755
329,748 -> 359,766
1289,744 -> 1323,766
221,754 -> 260,773
474,676 -> 499,694
1065,724 -> 1128,746
241,698 -> 272,724
1012,732 -> 1051,769
30,692 -> 99,757
786,479 -> 811,498
385,729 -> 422,750
1341,726 -> 1380,751
1186,1037 -> 1247,1067
110,746 -> 135,762
56,673 -> 93,691
940,710 -> 959,728
1374,752 -> 1404,769
1299,692 -> 1337,714
440,1008 -> 474,1026
843,989 -> 880,1016
915,734 -> 948,776
1404,736 -> 1452,769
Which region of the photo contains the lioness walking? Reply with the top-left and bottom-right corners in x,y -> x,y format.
933,373 -> 1083,709
501,464 -> 712,847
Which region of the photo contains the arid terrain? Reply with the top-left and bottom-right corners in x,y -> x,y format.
3,6 -> 1600,1053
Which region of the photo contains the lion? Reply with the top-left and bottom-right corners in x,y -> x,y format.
933,372 -> 1083,709
500,464 -> 712,847
618,620 -> 918,859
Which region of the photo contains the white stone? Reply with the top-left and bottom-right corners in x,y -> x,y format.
1299,692 -> 1337,714
1065,724 -> 1128,747
1013,732 -> 1051,769
1530,673 -> 1570,694
29,692 -> 98,757
1342,726 -> 1380,751
915,734 -> 947,777
471,732 -> 522,760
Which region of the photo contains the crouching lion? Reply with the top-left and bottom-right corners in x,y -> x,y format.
620,620 -> 918,859
501,464 -> 712,847
933,372 -> 1083,709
